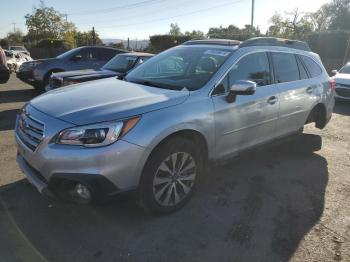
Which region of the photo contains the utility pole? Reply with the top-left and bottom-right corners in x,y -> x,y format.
343,35 -> 350,66
92,27 -> 96,46
12,23 -> 16,33
127,37 -> 130,50
251,0 -> 255,35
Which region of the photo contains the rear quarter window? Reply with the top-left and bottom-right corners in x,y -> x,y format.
299,55 -> 323,78
98,49 -> 120,61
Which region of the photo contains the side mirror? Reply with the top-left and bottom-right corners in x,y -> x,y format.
226,80 -> 256,103
331,69 -> 338,75
71,55 -> 82,62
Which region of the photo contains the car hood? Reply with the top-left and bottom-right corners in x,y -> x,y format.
30,77 -> 190,125
334,73 -> 350,85
35,58 -> 58,63
53,69 -> 98,78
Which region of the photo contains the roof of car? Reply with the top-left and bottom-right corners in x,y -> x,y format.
78,46 -> 127,52
182,37 -> 311,52
120,52 -> 154,57
183,39 -> 241,46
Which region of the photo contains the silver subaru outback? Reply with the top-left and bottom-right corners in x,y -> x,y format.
15,38 -> 334,214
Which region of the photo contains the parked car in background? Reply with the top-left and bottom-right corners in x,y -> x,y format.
15,38 -> 334,214
8,46 -> 30,56
5,50 -> 32,73
332,62 -> 350,100
48,52 -> 153,91
16,46 -> 127,91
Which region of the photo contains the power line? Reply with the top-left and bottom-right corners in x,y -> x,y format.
73,0 -> 191,26
85,0 -> 246,30
67,0 -> 164,16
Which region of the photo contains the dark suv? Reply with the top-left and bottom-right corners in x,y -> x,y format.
16,46 -> 126,91
48,52 -> 153,91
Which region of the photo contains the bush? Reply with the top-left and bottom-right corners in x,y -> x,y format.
307,30 -> 350,72
149,35 -> 192,53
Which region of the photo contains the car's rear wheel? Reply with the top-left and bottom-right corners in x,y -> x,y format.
139,137 -> 202,215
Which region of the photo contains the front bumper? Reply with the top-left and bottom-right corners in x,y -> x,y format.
16,69 -> 41,86
15,104 -> 149,200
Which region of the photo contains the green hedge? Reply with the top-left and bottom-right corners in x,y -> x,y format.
307,30 -> 350,72
149,35 -> 192,53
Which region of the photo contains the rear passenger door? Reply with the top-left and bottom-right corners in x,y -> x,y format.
270,52 -> 318,137
212,51 -> 279,159
70,48 -> 100,70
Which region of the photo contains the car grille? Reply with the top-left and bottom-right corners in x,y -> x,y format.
49,77 -> 63,89
335,87 -> 350,98
17,111 -> 45,151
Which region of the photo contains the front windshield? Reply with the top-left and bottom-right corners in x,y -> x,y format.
125,46 -> 233,91
102,55 -> 138,73
339,64 -> 350,74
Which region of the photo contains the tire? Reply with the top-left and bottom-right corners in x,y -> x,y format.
33,83 -> 44,92
139,137 -> 203,215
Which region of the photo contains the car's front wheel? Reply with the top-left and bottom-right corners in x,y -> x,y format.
139,137 -> 202,215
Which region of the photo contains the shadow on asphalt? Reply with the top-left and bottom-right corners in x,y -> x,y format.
334,100 -> 350,116
0,89 -> 39,103
0,109 -> 20,131
0,135 -> 328,262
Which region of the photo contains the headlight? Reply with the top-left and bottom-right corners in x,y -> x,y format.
20,61 -> 42,70
56,117 -> 140,147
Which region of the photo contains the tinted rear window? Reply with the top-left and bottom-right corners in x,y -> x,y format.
271,52 -> 300,83
300,55 -> 322,77
97,48 -> 119,60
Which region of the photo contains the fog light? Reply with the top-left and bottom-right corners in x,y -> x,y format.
74,183 -> 91,201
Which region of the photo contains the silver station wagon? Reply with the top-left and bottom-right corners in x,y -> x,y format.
16,37 -> 334,214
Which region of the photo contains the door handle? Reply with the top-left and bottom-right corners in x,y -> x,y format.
267,96 -> 278,105
306,86 -> 313,94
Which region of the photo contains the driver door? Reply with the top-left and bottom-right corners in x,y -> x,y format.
212,51 -> 279,159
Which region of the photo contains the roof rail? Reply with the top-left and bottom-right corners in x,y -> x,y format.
239,37 -> 311,51
183,39 -> 241,46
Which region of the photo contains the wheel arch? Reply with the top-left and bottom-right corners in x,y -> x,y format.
138,129 -> 209,186
306,102 -> 327,129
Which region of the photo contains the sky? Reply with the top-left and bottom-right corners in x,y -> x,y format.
0,0 -> 331,40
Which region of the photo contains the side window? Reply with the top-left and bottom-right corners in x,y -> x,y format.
228,52 -> 271,87
296,56 -> 309,79
97,49 -> 117,61
271,52 -> 300,83
75,48 -> 98,61
300,55 -> 322,78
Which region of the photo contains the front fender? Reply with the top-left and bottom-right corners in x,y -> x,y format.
122,96 -> 216,160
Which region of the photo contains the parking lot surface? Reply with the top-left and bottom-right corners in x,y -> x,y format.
0,75 -> 349,262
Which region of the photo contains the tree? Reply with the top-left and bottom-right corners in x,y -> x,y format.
0,38 -> 9,49
6,30 -> 24,45
25,1 -> 76,44
307,6 -> 331,32
74,30 -> 102,47
184,30 -> 205,39
267,9 -> 313,40
169,23 -> 181,36
207,24 -> 260,40
326,0 -> 350,30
